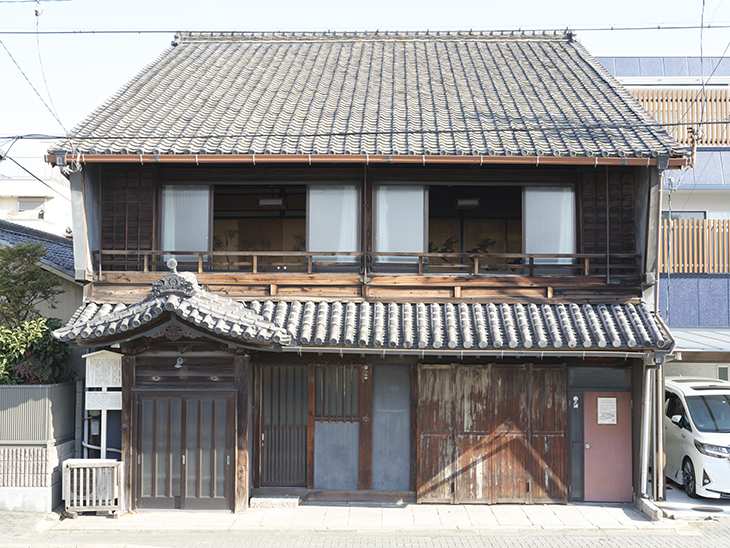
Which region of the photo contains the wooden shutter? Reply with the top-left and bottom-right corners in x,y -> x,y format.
100,168 -> 156,270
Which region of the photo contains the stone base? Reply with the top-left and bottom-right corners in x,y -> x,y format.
249,496 -> 301,509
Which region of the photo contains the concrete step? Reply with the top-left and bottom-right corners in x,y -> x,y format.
249,496 -> 301,509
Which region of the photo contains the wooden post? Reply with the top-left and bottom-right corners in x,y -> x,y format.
359,364 -> 373,491
120,355 -> 135,512
307,364 -> 315,489
234,354 -> 250,512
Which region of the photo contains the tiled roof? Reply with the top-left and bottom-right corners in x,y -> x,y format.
54,271 -> 672,353
56,31 -> 684,160
0,220 -> 74,276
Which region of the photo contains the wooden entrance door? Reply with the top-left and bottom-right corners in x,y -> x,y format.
135,391 -> 235,510
260,366 -> 308,486
417,364 -> 567,504
583,391 -> 632,502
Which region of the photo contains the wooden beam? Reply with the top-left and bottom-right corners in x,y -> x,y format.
234,354 -> 250,512
121,355 -> 135,512
307,364 -> 315,490
359,364 -> 373,491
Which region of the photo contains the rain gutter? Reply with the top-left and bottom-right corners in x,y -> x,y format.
49,153 -> 689,168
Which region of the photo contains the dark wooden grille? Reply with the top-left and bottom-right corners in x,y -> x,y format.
100,168 -> 156,270
315,364 -> 360,422
261,366 -> 308,486
581,170 -> 636,263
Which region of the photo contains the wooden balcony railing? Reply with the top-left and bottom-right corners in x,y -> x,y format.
660,219 -> 730,274
630,88 -> 730,147
93,249 -> 641,281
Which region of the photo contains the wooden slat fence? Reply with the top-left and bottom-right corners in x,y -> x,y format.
630,88 -> 730,147
64,459 -> 122,517
660,219 -> 730,273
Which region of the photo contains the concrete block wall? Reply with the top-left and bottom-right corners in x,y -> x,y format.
0,440 -> 74,512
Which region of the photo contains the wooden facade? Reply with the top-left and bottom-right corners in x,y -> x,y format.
88,164 -> 645,305
70,161 -> 667,511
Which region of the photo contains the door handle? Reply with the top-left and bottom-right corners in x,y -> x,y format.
585,443 -> 591,449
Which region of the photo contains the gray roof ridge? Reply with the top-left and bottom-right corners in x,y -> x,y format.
172,29 -> 573,46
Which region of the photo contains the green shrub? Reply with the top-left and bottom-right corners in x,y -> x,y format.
0,317 -> 72,385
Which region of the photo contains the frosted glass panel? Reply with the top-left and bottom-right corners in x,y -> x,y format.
524,187 -> 575,265
308,185 -> 358,263
375,186 -> 425,263
161,185 -> 210,263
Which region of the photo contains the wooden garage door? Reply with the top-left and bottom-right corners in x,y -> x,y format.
417,364 -> 567,504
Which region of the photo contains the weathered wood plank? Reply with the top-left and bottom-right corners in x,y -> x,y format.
234,355 -> 250,512
121,355 -> 135,511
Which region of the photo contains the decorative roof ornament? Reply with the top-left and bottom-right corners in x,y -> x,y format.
150,258 -> 199,298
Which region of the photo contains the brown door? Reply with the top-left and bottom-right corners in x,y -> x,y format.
492,365 -> 529,503
583,391 -> 632,502
418,365 -> 456,502
417,364 -> 567,504
135,391 -> 235,510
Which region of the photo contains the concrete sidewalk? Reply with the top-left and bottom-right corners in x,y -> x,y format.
2,501 -> 683,535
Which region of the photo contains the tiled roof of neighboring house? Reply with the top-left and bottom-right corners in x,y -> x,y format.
54,271 -> 673,353
0,219 -> 74,276
597,56 -> 730,79
55,31 -> 685,160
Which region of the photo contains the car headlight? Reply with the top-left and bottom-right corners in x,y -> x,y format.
694,440 -> 730,459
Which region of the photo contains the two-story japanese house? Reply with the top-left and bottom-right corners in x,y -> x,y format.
51,31 -> 686,512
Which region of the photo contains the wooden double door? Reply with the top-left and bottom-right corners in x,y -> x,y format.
417,364 -> 567,504
134,391 -> 235,510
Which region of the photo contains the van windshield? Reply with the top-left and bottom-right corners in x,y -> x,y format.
686,395 -> 730,433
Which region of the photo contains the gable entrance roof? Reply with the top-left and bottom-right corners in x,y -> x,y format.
54,270 -> 673,356
52,31 -> 685,164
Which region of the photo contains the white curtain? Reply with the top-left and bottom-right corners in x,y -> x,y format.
375,185 -> 425,263
161,185 -> 210,264
524,187 -> 575,265
308,185 -> 358,263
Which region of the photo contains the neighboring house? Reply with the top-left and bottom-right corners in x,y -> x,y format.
0,153 -> 73,238
0,220 -> 83,513
598,57 -> 730,381
50,31 -> 685,513
0,219 -> 81,323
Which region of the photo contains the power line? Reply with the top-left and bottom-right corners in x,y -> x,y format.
2,24 -> 730,35
0,150 -> 71,202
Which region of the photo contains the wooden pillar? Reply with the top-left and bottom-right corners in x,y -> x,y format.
120,355 -> 135,512
358,364 -> 373,490
234,354 -> 250,512
307,363 -> 315,489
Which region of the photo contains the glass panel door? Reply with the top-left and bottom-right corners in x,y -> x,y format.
308,185 -> 359,265
136,392 -> 234,510
161,185 -> 211,268
524,187 -> 575,265
374,185 -> 426,264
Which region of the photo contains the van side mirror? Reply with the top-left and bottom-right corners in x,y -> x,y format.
671,414 -> 683,426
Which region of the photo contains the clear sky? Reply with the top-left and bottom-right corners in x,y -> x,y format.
1,0 -> 729,157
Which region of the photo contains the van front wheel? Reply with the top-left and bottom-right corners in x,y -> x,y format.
682,458 -> 698,498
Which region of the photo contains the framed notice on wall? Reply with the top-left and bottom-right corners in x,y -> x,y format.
597,397 -> 617,425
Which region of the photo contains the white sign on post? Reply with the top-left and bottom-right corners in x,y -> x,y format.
85,391 -> 122,411
84,350 -> 123,388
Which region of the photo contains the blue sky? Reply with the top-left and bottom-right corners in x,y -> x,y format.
1,0 -> 729,156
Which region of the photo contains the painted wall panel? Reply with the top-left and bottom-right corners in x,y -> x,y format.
313,422 -> 359,490
372,366 -> 410,491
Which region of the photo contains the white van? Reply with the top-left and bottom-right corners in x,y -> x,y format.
664,377 -> 730,498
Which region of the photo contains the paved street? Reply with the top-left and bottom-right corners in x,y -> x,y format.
1,500 -> 730,548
